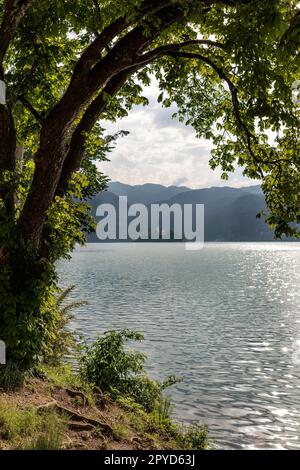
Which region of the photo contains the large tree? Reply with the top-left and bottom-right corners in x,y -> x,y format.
0,0 -> 299,370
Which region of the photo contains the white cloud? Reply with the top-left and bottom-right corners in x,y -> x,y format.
99,79 -> 255,189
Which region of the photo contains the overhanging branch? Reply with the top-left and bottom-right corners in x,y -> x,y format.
135,39 -> 225,66
18,94 -> 43,125
73,0 -> 176,79
56,68 -> 139,197
165,50 -> 264,175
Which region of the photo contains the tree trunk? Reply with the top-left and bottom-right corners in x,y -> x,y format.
0,103 -> 16,216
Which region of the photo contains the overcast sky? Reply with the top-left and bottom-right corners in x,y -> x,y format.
100,79 -> 256,189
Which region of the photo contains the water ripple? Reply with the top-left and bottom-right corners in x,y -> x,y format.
58,242 -> 300,450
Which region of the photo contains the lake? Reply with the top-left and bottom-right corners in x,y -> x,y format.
58,242 -> 300,449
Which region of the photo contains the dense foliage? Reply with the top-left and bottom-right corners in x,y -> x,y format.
79,329 -> 179,412
0,0 -> 299,369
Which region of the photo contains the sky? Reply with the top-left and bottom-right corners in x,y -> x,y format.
100,79 -> 256,189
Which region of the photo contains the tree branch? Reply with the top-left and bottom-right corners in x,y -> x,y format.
71,0 -> 175,80
92,0 -> 101,20
55,41 -> 224,196
166,50 -> 264,176
0,0 -> 35,78
18,94 -> 43,125
56,71 -> 131,197
134,39 -> 225,66
57,39 -> 224,196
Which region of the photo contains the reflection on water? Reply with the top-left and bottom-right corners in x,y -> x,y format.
58,242 -> 300,449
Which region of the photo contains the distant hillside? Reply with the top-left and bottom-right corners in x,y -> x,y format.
109,182 -> 190,205
86,183 -> 279,242
239,185 -> 263,195
162,186 -> 272,241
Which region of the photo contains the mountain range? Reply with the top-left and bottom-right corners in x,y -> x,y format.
87,182 -> 281,242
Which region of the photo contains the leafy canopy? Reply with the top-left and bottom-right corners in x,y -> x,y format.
1,0 -> 300,241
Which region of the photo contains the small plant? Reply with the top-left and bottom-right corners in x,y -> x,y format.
44,285 -> 87,365
112,423 -> 131,441
79,329 -> 180,412
176,424 -> 209,450
152,395 -> 173,427
25,412 -> 66,450
0,362 -> 25,391
116,396 -> 144,414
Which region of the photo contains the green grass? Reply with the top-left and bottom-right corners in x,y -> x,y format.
38,364 -> 81,389
116,395 -> 209,450
0,403 -> 38,440
112,422 -> 131,441
0,402 -> 66,450
24,412 -> 66,450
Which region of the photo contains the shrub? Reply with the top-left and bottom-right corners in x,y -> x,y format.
0,362 -> 25,391
79,329 -> 180,412
0,275 -> 61,372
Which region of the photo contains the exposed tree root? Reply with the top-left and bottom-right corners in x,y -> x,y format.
68,421 -> 95,432
36,400 -> 57,411
37,400 -> 115,437
62,387 -> 91,407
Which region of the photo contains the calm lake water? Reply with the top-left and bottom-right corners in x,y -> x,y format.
58,242 -> 300,450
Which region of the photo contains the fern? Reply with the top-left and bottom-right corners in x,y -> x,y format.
44,286 -> 88,365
